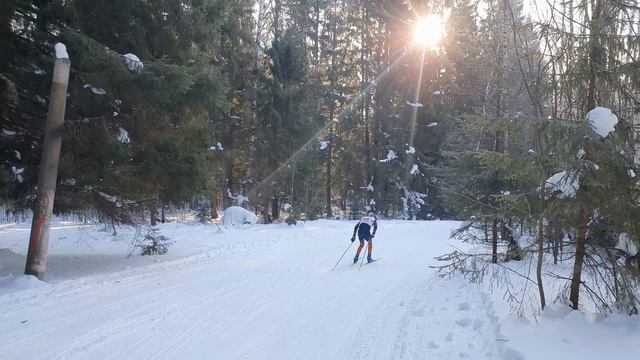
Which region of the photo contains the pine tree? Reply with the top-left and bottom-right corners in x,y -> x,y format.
0,0 -> 234,225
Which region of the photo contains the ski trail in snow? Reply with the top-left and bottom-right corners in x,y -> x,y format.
338,274 -> 504,360
1,221 -> 521,360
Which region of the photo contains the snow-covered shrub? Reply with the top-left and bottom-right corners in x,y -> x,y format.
221,206 -> 257,228
136,227 -> 173,255
196,199 -> 211,224
281,202 -> 301,225
285,215 -> 297,225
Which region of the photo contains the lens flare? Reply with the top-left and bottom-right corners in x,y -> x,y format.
413,15 -> 445,48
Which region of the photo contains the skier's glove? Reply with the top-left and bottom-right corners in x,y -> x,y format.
371,233 -> 375,239
351,235 -> 356,242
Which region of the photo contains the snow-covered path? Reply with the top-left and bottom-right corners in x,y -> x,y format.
0,221 -> 525,359
1,220 -> 508,360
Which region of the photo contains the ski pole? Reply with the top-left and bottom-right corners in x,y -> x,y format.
331,240 -> 354,271
359,245 -> 368,270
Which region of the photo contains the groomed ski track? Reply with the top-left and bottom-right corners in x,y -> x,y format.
1,220 -> 513,360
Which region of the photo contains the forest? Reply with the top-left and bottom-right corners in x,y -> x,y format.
1,0 -> 640,312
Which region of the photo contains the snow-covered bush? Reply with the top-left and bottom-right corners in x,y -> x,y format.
135,227 -> 173,255
221,206 -> 257,228
285,214 -> 298,225
196,205 -> 210,224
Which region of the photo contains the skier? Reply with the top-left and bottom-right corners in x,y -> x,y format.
351,211 -> 378,263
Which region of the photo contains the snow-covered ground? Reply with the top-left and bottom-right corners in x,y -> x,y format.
1,220 -> 638,360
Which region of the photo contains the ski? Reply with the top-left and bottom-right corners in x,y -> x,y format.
359,258 -> 381,270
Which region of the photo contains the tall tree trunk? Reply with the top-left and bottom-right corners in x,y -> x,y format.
570,0 -> 604,310
537,219 -> 546,310
150,199 -> 157,226
491,1 -> 507,265
570,207 -> 589,309
325,14 -> 338,219
314,0 -> 320,67
492,219 -> 499,263
224,112 -> 234,208
211,193 -> 218,219
263,198 -> 271,224
273,0 -> 282,43
552,222 -> 559,265
248,0 -> 268,182
326,116 -> 333,218
361,5 -> 371,186
271,195 -> 279,221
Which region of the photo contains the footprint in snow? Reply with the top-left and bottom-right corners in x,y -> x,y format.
445,333 -> 453,341
427,342 -> 439,349
411,307 -> 425,317
473,318 -> 486,330
457,302 -> 471,311
455,317 -> 472,327
502,347 -> 526,360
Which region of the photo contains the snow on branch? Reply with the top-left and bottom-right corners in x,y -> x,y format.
83,84 -> 106,95
11,166 -> 24,183
616,233 -> 638,257
379,150 -> 398,163
543,170 -> 579,199
360,178 -> 375,192
117,127 -> 130,144
226,189 -> 248,205
123,53 -> 144,72
209,142 -> 224,151
587,107 -> 618,138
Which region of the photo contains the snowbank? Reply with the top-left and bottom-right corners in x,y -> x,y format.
221,206 -> 258,228
0,274 -> 50,293
504,304 -> 640,360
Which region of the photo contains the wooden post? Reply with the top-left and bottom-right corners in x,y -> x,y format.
25,43 -> 70,280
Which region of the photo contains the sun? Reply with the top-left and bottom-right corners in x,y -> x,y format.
413,15 -> 445,48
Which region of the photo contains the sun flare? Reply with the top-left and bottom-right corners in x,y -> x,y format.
413,15 -> 445,48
